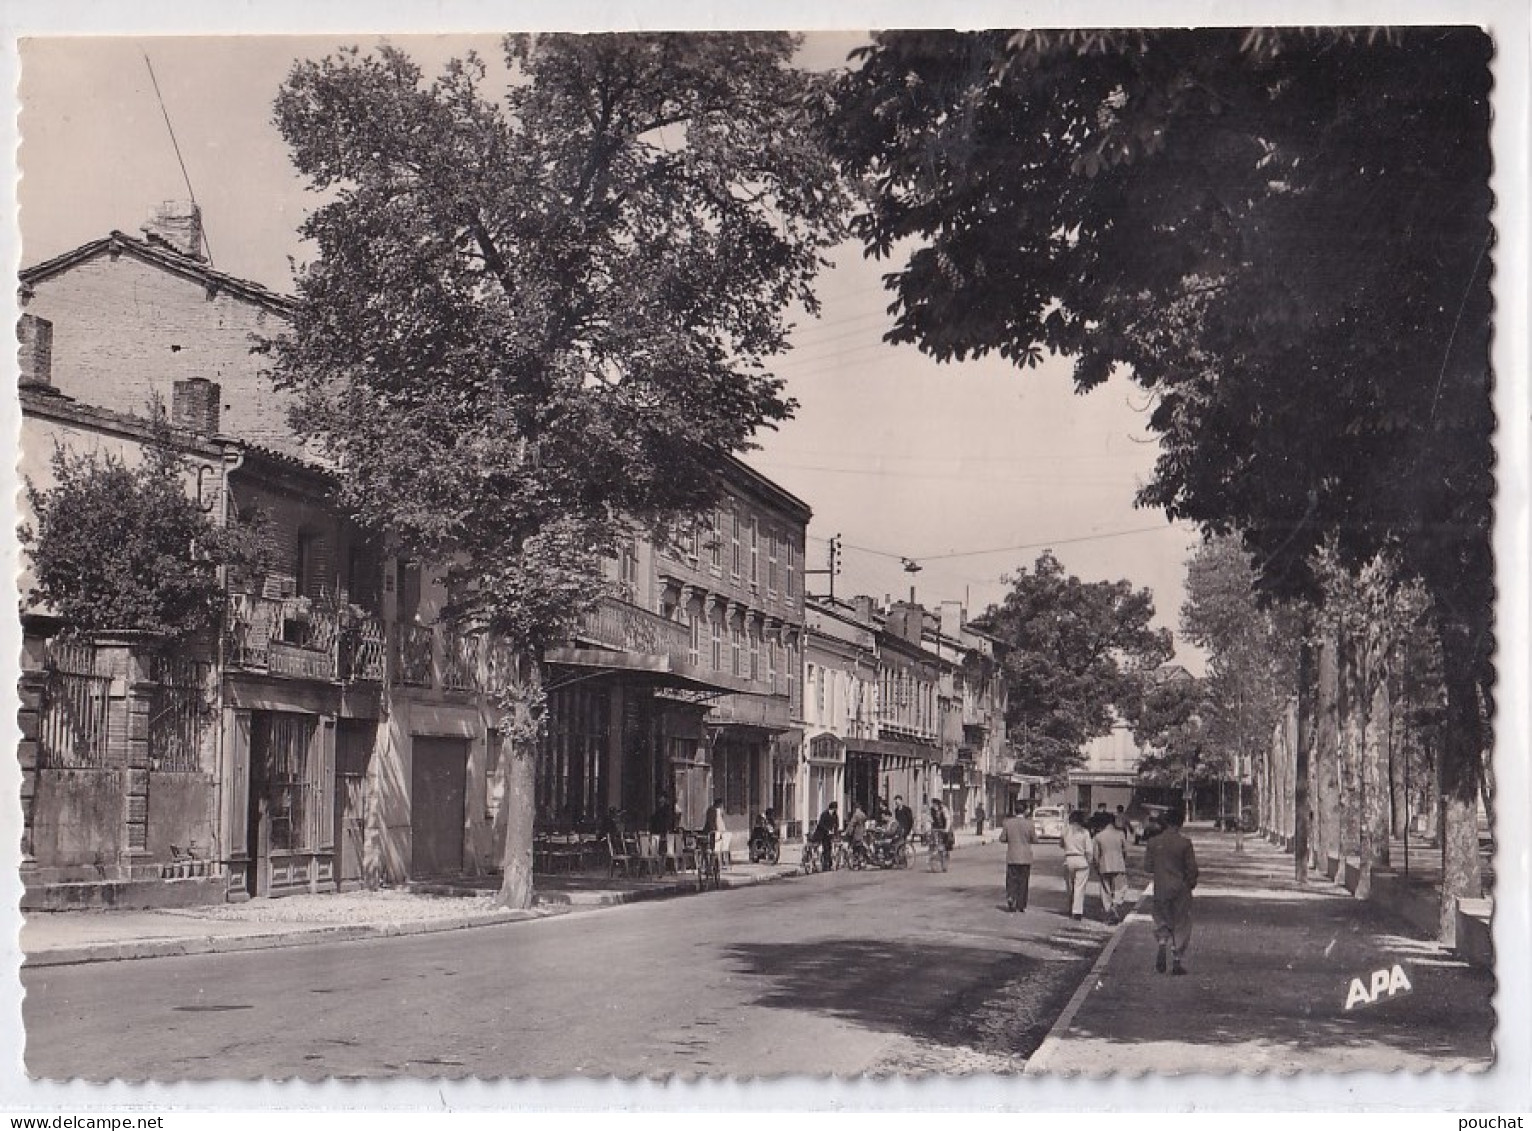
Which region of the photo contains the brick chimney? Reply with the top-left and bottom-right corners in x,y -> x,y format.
851,595 -> 877,625
172,377 -> 221,436
140,200 -> 205,260
17,313 -> 53,389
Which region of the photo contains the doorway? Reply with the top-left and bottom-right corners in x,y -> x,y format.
334,721 -> 375,889
410,736 -> 468,878
246,711 -> 317,897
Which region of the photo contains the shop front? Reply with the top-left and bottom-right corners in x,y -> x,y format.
804,733 -> 844,831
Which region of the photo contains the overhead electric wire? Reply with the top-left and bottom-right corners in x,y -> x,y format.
806,522 -> 1185,565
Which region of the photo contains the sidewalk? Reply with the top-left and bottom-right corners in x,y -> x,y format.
19,832 -> 995,969
1024,830 -> 1495,1074
19,857 -> 803,968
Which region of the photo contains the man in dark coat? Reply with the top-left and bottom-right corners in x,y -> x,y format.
893,795 -> 915,838
1144,806 -> 1200,974
813,801 -> 840,872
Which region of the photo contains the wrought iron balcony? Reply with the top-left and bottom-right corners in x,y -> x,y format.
576,596 -> 690,664
226,592 -> 386,684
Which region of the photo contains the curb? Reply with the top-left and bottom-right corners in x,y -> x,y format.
24,865 -> 805,968
1023,895 -> 1149,1076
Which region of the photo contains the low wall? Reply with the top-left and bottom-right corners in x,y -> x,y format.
28,770 -> 129,878
21,876 -> 226,912
145,772 -> 216,862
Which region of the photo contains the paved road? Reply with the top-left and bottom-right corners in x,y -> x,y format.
25,841 -> 1109,1080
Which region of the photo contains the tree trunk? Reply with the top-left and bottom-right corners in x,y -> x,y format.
1293,640 -> 1313,883
1315,634 -> 1341,876
1387,661 -> 1409,838
1364,649 -> 1390,872
494,653 -> 544,911
1435,615 -> 1484,946
1338,632 -> 1363,869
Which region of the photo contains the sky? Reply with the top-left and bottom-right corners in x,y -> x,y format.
17,33 -> 1206,667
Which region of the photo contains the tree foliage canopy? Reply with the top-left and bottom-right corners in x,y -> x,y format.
830,26 -> 1493,662
267,33 -> 847,650
974,550 -> 1172,780
22,427 -> 263,641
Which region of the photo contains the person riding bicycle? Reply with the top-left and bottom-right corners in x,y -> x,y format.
929,797 -> 952,850
812,801 -> 840,872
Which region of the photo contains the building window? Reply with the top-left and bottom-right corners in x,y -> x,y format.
731,508 -> 741,579
767,529 -> 779,595
731,621 -> 743,676
710,510 -> 724,574
817,666 -> 826,716
786,539 -> 796,604
787,642 -> 799,715
750,630 -> 760,681
688,612 -> 700,666
619,537 -> 639,603
749,517 -> 759,588
711,614 -> 723,671
768,639 -> 778,694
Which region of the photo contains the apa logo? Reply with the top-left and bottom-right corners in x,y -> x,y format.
1344,964 -> 1414,1010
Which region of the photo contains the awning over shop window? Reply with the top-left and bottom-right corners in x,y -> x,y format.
544,646 -> 761,698
844,736 -> 942,764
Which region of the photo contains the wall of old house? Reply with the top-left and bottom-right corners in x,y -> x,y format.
22,248 -> 301,454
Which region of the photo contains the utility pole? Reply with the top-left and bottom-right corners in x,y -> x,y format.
804,534 -> 842,601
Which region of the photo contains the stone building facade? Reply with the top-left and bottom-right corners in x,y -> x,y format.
18,212 -> 505,905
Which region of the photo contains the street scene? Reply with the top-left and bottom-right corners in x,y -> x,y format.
11,25 -> 1504,1091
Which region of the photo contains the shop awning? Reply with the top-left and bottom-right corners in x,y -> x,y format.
544,647 -> 762,697
843,736 -> 943,764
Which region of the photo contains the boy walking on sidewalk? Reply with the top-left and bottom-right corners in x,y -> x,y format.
1144,806 -> 1199,974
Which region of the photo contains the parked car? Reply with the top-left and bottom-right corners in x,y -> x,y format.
1031,805 -> 1065,842
1133,803 -> 1172,845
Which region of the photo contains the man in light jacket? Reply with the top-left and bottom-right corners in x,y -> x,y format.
1093,816 -> 1131,924
998,803 -> 1036,912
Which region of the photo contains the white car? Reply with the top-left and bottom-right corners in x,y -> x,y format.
1031,805 -> 1065,842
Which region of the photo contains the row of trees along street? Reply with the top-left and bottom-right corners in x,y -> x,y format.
831,28 -> 1493,939
23,31 -> 1494,938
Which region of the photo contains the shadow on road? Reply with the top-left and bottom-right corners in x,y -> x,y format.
722,934 -> 1098,1052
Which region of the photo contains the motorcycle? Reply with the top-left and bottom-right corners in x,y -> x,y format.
748,813 -> 781,865
865,827 -> 914,870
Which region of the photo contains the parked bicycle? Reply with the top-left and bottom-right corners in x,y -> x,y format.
695,830 -> 723,892
803,833 -> 839,874
926,829 -> 951,872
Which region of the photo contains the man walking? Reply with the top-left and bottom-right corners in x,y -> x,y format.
1093,813 -> 1131,924
1144,806 -> 1199,974
1061,810 -> 1092,921
975,802 -> 987,837
812,801 -> 839,872
998,803 -> 1035,911
893,795 -> 915,839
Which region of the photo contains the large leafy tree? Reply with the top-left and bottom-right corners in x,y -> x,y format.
267,34 -> 846,907
1178,536 -> 1300,816
22,420 -> 264,642
975,551 -> 1172,781
831,28 -> 1492,932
